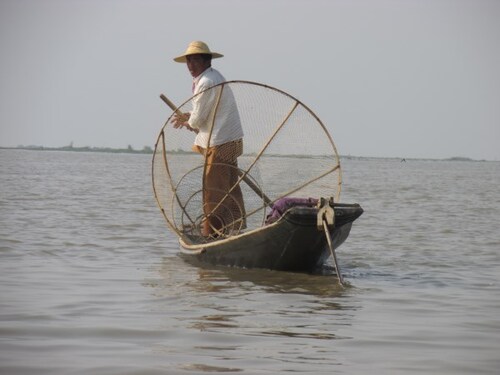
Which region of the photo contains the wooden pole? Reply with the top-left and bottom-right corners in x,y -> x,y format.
159,94 -> 183,116
322,219 -> 344,286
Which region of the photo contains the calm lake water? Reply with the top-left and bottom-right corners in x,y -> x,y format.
1,149 -> 499,374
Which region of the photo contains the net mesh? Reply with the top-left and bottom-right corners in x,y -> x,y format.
153,81 -> 341,242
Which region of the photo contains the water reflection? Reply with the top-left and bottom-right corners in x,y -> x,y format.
149,255 -> 359,372
179,363 -> 243,373
154,255 -> 357,337
157,255 -> 353,297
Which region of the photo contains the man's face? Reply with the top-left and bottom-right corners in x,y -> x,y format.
186,54 -> 210,78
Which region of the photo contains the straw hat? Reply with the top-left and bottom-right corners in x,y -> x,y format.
173,41 -> 223,63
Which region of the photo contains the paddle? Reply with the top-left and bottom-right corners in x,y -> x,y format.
323,219 -> 344,286
159,93 -> 273,208
317,197 -> 344,286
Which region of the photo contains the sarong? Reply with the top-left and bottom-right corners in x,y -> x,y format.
193,139 -> 246,236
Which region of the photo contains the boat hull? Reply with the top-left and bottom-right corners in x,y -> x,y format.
179,203 -> 363,272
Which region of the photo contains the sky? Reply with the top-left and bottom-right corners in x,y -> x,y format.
0,0 -> 499,160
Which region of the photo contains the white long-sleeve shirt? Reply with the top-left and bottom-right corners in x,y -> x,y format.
188,67 -> 244,148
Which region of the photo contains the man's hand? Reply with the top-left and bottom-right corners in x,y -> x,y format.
171,113 -> 197,133
171,112 -> 189,128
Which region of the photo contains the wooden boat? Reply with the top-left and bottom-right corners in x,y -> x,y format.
153,81 -> 363,277
179,203 -> 363,272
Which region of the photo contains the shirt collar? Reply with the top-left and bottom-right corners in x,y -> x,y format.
193,67 -> 212,86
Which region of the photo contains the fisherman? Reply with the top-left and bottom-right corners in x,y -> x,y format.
171,41 -> 246,238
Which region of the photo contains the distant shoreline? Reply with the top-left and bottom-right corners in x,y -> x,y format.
0,145 -> 154,155
0,145 -> 491,162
